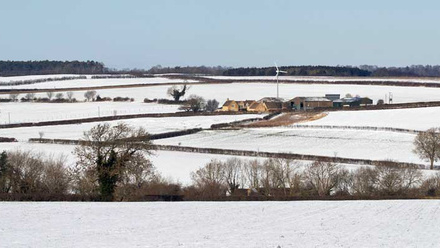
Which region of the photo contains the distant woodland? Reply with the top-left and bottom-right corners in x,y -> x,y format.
0,60 -> 105,76
2,60 -> 440,77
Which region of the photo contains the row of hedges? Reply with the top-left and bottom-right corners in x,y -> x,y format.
0,76 -> 86,86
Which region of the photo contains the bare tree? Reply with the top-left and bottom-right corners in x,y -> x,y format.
55,92 -> 64,100
41,155 -> 71,195
24,93 -> 35,101
38,131 -> 45,140
351,166 -> 378,196
66,91 -> 74,101
167,84 -> 189,101
46,91 -> 54,100
413,128 -> 440,169
205,99 -> 219,112
74,122 -> 154,201
7,150 -> 45,194
304,160 -> 346,196
223,158 -> 243,194
179,94 -> 206,112
190,159 -> 227,198
9,93 -> 19,102
84,90 -> 97,101
243,159 -> 262,189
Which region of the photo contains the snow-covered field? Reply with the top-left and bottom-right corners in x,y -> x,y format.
1,200 -> 439,247
155,128 -> 425,165
21,82 -> 440,104
0,77 -> 195,90
0,114 -> 263,141
300,107 -> 440,131
207,75 -> 440,84
0,102 -> 179,124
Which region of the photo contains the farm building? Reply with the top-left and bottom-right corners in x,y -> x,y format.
333,97 -> 373,108
221,99 -> 239,111
287,97 -> 333,110
247,101 -> 282,112
221,99 -> 256,111
325,94 -> 341,101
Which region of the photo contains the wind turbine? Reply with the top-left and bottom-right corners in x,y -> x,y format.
275,62 -> 287,99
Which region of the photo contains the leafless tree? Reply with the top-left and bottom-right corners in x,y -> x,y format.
190,159 -> 227,198
243,159 -> 262,190
9,93 -> 19,102
84,90 -> 97,101
55,92 -> 64,100
223,157 -> 243,194
46,91 -> 54,100
24,93 -> 35,101
205,99 -> 219,112
179,94 -> 206,112
38,131 -> 44,140
413,128 -> 440,169
304,160 -> 346,196
66,91 -> 74,101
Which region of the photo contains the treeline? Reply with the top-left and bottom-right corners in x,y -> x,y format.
147,65 -> 230,75
1,149 -> 439,201
223,66 -> 371,77
223,65 -> 440,77
360,65 -> 440,77
0,60 -> 106,76
187,158 -> 440,200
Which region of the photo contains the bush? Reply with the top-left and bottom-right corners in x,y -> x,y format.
113,96 -> 134,102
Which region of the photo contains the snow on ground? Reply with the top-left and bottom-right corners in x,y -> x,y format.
23,82 -> 440,104
1,200 -> 440,248
207,75 -> 440,84
0,114 -> 264,141
0,74 -> 87,84
299,107 -> 440,131
155,128 -> 427,165
0,76 -> 195,89
0,102 -> 179,124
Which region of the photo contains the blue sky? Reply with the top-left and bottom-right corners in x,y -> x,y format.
1,0 -> 439,69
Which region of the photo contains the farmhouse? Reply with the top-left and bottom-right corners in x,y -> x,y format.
221,99 -> 239,111
288,97 -> 333,110
221,99 -> 256,111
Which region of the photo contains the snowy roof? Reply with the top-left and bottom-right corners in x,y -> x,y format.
304,97 -> 331,102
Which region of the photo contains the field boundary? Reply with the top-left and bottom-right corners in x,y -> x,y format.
0,111 -> 260,129
291,125 -> 421,134
28,138 -> 426,168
